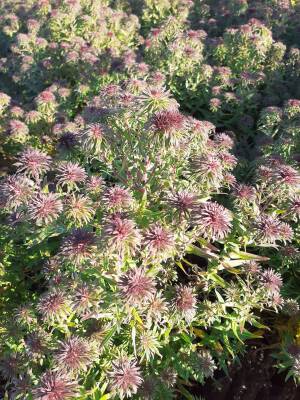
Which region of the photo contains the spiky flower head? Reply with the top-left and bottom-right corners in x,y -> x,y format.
14,305 -> 36,326
282,299 -> 299,316
54,336 -> 96,374
32,370 -> 79,400
214,133 -> 234,149
254,214 -> 282,244
1,174 -> 35,209
86,176 -> 105,194
143,223 -> 175,259
0,353 -> 23,381
57,162 -> 87,189
24,330 -> 50,360
260,269 -> 283,293
72,284 -> 100,316
290,196 -> 300,219
175,285 -> 197,323
7,119 -> 29,142
138,330 -> 161,361
152,109 -> 186,142
65,194 -> 94,226
233,184 -> 256,202
118,268 -> 156,306
15,148 -> 51,179
102,186 -> 133,211
37,289 -> 72,323
147,292 -> 168,321
101,215 -> 141,257
35,90 -> 56,106
278,222 -> 293,243
160,368 -> 177,388
190,155 -> 223,185
61,229 -> 96,264
197,350 -> 217,378
193,201 -> 232,240
10,374 -> 32,400
81,123 -> 106,152
28,193 -> 63,225
274,165 -> 300,186
109,358 -> 143,399
166,190 -> 199,217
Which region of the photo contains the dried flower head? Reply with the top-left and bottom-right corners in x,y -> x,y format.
193,201 -> 232,240
15,148 -> 51,179
32,371 -> 79,400
118,268 -> 156,306
28,193 -> 63,225
61,229 -> 96,264
109,358 -> 143,399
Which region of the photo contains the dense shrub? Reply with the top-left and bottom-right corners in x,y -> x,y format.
0,0 -> 299,399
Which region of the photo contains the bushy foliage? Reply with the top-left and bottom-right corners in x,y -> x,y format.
0,0 -> 299,398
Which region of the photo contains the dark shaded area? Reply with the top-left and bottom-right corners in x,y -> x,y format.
189,348 -> 300,400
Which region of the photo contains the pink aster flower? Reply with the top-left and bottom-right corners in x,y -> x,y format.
143,223 -> 175,259
54,336 -> 96,374
32,371 -> 79,400
15,148 -> 51,179
109,358 -> 143,399
166,190 -> 199,217
57,162 -> 87,189
193,201 -> 232,240
28,193 -> 63,224
118,268 -> 156,306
